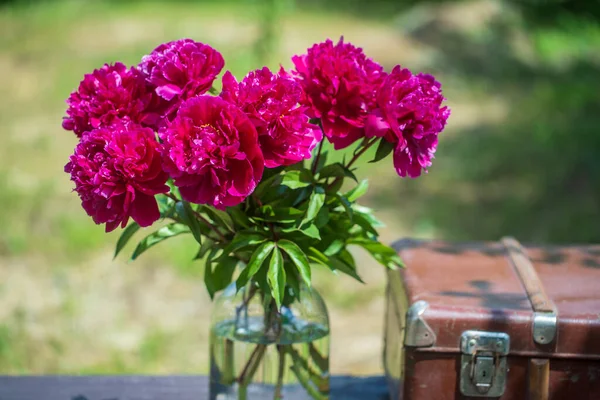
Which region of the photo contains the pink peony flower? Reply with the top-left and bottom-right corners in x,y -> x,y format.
292,37 -> 386,150
220,67 -> 322,168
139,39 -> 225,122
366,66 -> 450,178
64,123 -> 169,232
160,96 -> 264,209
62,63 -> 158,137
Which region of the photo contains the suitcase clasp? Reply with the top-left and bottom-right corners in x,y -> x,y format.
460,330 -> 510,397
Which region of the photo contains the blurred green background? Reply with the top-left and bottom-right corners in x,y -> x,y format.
0,0 -> 598,375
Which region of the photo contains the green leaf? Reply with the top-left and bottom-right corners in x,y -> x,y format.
199,205 -> 234,233
195,237 -> 215,260
176,202 -> 203,245
318,163 -> 358,182
336,193 -> 353,222
329,254 -> 364,283
253,173 -> 283,198
349,238 -> 404,269
282,224 -> 321,241
345,179 -> 369,202
227,206 -> 250,229
292,186 -> 313,207
338,248 -> 356,269
369,139 -> 395,163
307,247 -> 329,266
278,239 -> 311,287
206,255 -> 239,298
318,163 -> 343,180
284,262 -> 301,302
311,150 -> 328,174
268,246 -> 285,308
204,247 -> 219,299
255,205 -> 305,223
253,258 -> 271,295
326,177 -> 344,194
299,224 -> 321,240
302,186 -> 325,225
220,232 -> 267,259
281,170 -> 313,189
131,223 -> 189,260
204,248 -> 219,297
324,239 -> 345,256
157,195 -> 176,218
353,212 -> 379,237
314,207 -> 330,228
114,222 -> 140,259
353,205 -> 386,228
236,241 -> 275,290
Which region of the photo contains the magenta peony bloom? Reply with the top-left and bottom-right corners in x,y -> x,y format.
292,37 -> 386,150
62,63 -> 158,137
160,96 -> 264,209
220,67 -> 322,168
366,66 -> 450,178
64,123 -> 169,232
140,39 -> 225,122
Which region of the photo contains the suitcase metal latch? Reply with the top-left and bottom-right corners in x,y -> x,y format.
460,330 -> 510,397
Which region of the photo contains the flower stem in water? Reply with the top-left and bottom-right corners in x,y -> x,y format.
287,345 -> 328,389
309,342 -> 329,373
289,359 -> 328,400
273,345 -> 286,399
237,344 -> 267,400
222,339 -> 235,385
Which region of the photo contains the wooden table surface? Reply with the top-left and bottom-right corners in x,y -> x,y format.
0,375 -> 390,400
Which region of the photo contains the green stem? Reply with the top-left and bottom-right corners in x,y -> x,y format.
222,339 -> 235,385
309,343 -> 329,373
165,192 -> 179,202
327,138 -> 378,190
311,139 -> 325,175
235,285 -> 258,331
287,345 -> 328,389
166,193 -> 230,243
237,344 -> 267,399
273,345 -> 286,400
191,208 -> 229,243
289,358 -> 328,400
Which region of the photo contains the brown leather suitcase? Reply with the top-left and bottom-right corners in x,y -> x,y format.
383,237 -> 600,400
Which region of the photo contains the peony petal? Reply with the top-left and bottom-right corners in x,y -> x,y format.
365,109 -> 390,138
328,127 -> 365,150
130,192 -> 160,227
393,146 -> 423,178
228,159 -> 254,197
66,123 -> 168,231
105,219 -> 121,233
156,84 -> 182,101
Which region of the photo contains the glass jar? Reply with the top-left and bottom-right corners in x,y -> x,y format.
209,282 -> 330,400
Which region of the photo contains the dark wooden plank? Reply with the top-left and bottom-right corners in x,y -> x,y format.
0,375 -> 389,400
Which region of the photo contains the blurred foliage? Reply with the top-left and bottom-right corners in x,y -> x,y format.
390,5 -> 600,244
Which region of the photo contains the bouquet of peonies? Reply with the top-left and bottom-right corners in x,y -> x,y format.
63,37 -> 449,400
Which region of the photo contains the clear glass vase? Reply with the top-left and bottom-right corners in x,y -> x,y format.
209,282 -> 330,400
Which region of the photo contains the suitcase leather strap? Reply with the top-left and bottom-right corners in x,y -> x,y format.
502,237 -> 555,400
502,236 -> 558,346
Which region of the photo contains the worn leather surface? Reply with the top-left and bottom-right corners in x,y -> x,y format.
392,238 -> 600,357
386,238 -> 600,400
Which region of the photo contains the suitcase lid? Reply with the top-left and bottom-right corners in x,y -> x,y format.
389,238 -> 600,359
